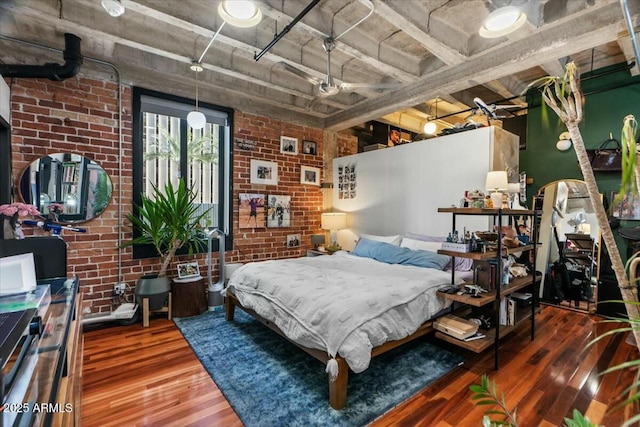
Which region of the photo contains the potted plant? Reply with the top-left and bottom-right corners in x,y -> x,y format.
122,179 -> 210,310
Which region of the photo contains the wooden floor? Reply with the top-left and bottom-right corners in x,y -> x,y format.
82,304 -> 638,427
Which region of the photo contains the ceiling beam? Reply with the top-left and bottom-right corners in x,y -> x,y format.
617,34 -> 640,76
324,2 -> 627,130
256,0 -> 417,82
365,0 -> 467,66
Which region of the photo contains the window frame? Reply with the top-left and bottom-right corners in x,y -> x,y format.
131,87 -> 234,260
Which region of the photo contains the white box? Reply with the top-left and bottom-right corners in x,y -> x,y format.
0,253 -> 37,295
434,314 -> 479,340
441,242 -> 471,253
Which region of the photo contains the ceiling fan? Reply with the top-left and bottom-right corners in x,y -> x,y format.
277,37 -> 400,102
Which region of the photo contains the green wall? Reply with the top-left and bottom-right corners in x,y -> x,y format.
520,63 -> 640,262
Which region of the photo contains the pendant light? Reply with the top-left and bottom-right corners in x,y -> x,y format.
423,98 -> 439,135
187,61 -> 206,130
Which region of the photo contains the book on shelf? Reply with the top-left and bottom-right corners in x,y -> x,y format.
463,332 -> 487,341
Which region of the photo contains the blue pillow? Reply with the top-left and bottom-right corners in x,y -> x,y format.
352,238 -> 450,270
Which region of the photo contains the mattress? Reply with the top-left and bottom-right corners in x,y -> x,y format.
226,252 -> 457,373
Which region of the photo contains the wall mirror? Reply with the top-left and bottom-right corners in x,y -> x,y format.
19,153 -> 113,224
534,179 -> 602,313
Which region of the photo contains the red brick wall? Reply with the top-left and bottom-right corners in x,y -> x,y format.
8,76 -> 324,313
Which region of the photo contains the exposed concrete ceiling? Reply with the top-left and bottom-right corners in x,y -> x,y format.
0,0 -> 637,136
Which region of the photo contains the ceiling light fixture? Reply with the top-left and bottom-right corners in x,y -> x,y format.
479,3 -> 527,38
423,98 -> 439,135
186,1 -> 261,129
101,0 -> 125,17
218,0 -> 262,28
187,61 -> 206,130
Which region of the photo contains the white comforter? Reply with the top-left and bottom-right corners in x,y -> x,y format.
226,251 -> 454,373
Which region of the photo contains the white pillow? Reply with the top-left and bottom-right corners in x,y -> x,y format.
400,237 -> 442,252
359,233 -> 403,246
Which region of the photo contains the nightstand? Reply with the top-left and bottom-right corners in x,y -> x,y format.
307,249 -> 328,257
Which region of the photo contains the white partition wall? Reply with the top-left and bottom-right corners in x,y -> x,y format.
0,75 -> 9,124
333,126 -> 519,250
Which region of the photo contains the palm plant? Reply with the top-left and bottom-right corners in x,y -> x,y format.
145,128 -> 218,164
472,62 -> 640,427
121,179 -> 210,277
530,62 -> 640,348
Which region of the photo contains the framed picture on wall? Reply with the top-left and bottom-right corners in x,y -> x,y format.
239,193 -> 265,228
280,136 -> 298,155
611,191 -> 640,220
250,159 -> 278,185
302,140 -> 317,155
286,234 -> 301,247
267,195 -> 291,228
300,165 -> 320,186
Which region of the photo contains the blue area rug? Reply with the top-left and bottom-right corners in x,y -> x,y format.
174,310 -> 464,427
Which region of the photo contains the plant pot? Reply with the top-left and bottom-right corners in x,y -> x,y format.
135,275 -> 171,311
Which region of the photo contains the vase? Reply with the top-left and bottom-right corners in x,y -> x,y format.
135,275 -> 171,311
1,214 -> 17,240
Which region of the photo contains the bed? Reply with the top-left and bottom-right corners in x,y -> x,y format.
224,238 -> 465,409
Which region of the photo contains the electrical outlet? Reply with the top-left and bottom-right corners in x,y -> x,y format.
114,283 -> 126,296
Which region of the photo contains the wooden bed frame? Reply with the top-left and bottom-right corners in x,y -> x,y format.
225,290 -> 435,410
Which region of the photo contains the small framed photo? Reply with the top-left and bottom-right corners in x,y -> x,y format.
280,136 -> 298,155
302,140 -> 317,155
177,262 -> 200,279
250,159 -> 278,185
611,191 -> 640,220
287,234 -> 301,247
300,165 -> 321,186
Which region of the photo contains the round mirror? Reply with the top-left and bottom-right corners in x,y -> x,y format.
19,153 -> 113,224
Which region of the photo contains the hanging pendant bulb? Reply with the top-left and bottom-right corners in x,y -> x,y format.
188,61 -> 206,130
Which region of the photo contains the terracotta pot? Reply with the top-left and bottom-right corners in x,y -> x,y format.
135,275 -> 171,311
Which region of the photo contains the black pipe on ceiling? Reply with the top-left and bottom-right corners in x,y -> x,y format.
254,0 -> 321,62
0,33 -> 82,81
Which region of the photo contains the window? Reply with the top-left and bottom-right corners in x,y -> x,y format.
132,88 -> 233,258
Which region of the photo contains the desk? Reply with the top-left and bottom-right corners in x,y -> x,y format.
171,276 -> 206,317
0,277 -> 82,426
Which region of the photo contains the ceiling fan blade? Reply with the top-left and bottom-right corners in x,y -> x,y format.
340,82 -> 401,90
306,96 -> 324,112
274,62 -> 323,86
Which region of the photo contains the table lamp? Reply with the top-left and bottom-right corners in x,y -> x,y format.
321,212 -> 347,252
485,171 -> 508,209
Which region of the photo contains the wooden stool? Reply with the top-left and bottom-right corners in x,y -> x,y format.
142,292 -> 172,327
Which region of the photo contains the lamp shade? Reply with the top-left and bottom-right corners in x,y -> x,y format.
321,212 -> 347,230
485,171 -> 508,191
187,110 -> 206,129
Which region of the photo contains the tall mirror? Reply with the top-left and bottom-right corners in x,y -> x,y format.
19,153 -> 113,224
535,179 -> 602,313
